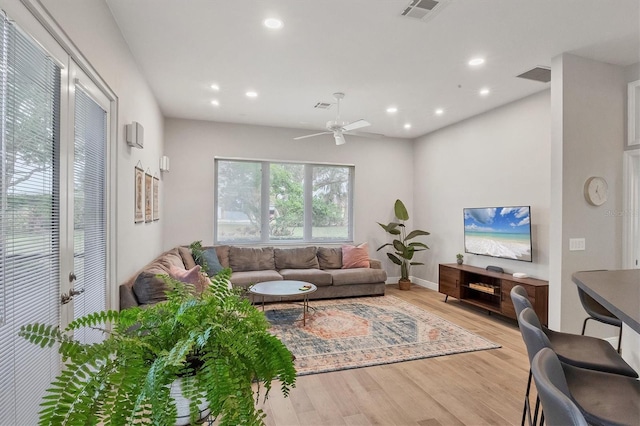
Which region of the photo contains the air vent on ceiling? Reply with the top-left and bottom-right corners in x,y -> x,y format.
517,67 -> 551,83
401,0 -> 450,22
314,102 -> 332,109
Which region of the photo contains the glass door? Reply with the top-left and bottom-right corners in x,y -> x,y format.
63,64 -> 109,341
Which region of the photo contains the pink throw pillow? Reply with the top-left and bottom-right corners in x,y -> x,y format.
168,264 -> 206,292
342,243 -> 370,269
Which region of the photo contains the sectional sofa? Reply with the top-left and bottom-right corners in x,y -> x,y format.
119,245 -> 387,309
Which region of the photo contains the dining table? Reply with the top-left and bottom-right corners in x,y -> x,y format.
572,269 -> 640,334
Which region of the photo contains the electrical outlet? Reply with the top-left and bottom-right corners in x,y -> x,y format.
569,238 -> 586,251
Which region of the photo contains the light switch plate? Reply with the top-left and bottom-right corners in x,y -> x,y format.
569,238 -> 586,251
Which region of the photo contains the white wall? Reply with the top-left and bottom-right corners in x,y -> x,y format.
550,54 -> 626,334
162,119 -> 414,278
413,91 -> 551,285
40,0 -> 165,285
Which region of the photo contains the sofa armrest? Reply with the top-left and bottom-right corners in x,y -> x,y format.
119,284 -> 139,310
370,259 -> 382,269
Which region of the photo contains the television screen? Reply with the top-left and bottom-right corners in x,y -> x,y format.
463,206 -> 532,262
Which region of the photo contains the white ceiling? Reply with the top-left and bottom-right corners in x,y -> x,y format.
106,0 -> 640,139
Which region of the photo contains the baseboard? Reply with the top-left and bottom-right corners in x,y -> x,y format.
385,276 -> 438,291
411,277 -> 438,291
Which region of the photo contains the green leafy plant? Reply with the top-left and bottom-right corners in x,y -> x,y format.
456,253 -> 463,260
20,269 -> 296,425
377,199 -> 430,282
189,240 -> 208,273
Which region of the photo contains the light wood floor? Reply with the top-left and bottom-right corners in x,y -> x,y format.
257,284 -> 530,426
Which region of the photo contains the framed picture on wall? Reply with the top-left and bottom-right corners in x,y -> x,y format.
145,172 -> 153,223
152,176 -> 159,221
134,166 -> 144,223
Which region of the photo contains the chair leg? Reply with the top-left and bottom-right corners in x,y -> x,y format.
532,395 -> 541,426
617,325 -> 623,353
581,317 -> 591,335
521,369 -> 532,426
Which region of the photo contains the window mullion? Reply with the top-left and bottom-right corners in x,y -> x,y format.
303,165 -> 312,241
261,161 -> 269,243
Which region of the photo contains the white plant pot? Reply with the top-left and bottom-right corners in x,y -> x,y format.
169,378 -> 211,425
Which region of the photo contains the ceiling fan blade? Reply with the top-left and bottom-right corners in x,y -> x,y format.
344,130 -> 385,139
293,131 -> 331,140
342,119 -> 370,132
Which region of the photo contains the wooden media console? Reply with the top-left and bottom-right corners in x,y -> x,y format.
438,263 -> 549,325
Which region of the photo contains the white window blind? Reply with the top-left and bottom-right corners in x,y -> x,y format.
72,86 -> 107,344
0,14 -> 62,425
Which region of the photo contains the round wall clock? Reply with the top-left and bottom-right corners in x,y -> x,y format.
584,176 -> 608,206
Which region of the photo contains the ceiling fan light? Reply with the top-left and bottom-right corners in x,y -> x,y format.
334,133 -> 346,145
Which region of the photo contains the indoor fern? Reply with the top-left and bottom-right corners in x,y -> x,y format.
20,268 -> 296,425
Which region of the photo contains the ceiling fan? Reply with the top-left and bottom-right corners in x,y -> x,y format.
294,92 -> 371,145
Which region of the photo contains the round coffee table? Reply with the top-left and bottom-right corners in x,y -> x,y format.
248,280 -> 317,326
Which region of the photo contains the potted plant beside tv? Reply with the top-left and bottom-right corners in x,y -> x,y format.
19,269 -> 296,426
377,199 -> 430,290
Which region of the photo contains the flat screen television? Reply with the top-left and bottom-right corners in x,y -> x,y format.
463,206 -> 532,262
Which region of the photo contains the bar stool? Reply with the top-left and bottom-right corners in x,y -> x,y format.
530,348 -> 588,426
510,286 -> 637,426
520,309 -> 640,426
511,286 -> 636,377
577,286 -> 623,353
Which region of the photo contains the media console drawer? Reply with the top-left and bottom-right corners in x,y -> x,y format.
438,263 -> 548,325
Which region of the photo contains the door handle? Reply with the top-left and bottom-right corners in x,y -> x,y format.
60,287 -> 84,305
70,288 -> 85,296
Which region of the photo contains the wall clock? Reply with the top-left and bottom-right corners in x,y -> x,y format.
584,176 -> 608,206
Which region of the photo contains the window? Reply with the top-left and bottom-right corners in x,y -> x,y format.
215,159 -> 353,243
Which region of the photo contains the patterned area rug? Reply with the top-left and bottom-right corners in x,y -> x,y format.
264,295 -> 500,376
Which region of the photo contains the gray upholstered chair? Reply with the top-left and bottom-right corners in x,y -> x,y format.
510,286 -> 637,426
531,348 -> 588,426
510,286 -> 635,377
519,308 -> 640,426
577,286 -> 623,353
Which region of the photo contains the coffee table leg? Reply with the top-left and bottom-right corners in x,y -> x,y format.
303,294 -> 308,326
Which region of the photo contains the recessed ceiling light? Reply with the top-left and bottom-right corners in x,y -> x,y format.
435,108 -> 444,115
210,84 -> 220,91
264,18 -> 283,29
404,123 -> 411,129
246,91 -> 258,98
468,57 -> 485,67
479,87 -> 490,96
386,106 -> 398,113
211,99 -> 220,106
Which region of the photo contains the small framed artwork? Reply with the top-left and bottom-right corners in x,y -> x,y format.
134,166 -> 144,223
145,172 -> 153,223
152,176 -> 159,221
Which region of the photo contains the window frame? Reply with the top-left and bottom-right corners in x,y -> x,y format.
214,157 -> 354,245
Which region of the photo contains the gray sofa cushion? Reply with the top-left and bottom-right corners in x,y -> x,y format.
278,268 -> 332,287
154,248 -> 185,270
132,270 -> 170,304
229,246 -> 275,272
317,247 -> 342,269
230,270 -> 282,287
324,268 -> 387,286
178,246 -> 197,269
214,245 -> 230,268
202,248 -> 224,276
274,247 -> 319,269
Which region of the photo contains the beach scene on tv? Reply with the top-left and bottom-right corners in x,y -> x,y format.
464,207 -> 532,262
